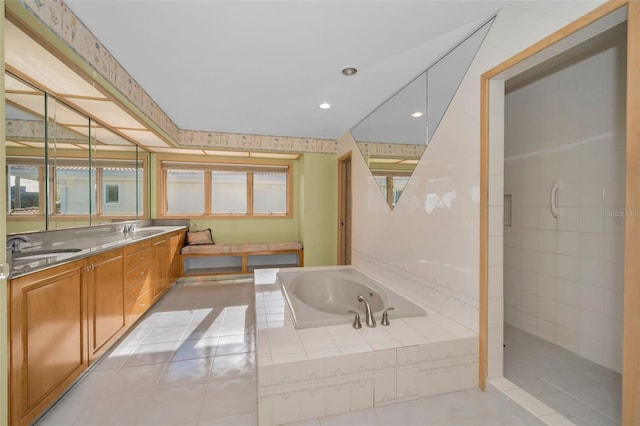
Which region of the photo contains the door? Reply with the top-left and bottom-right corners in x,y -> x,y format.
9,260 -> 88,426
152,236 -> 170,299
86,248 -> 125,362
338,152 -> 352,265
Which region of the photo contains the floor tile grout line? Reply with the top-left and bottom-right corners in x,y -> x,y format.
539,377 -> 620,424
505,324 -> 621,425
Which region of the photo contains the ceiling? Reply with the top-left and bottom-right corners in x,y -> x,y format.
4,19 -> 172,151
63,1 -> 508,141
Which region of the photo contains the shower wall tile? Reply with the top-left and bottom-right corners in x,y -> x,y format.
503,25 -> 625,372
556,304 -> 578,330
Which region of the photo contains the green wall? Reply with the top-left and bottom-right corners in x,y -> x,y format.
189,218 -> 300,244
299,153 -> 337,266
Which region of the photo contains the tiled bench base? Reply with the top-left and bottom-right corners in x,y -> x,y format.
254,271 -> 478,426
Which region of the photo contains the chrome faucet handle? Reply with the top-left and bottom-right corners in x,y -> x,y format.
348,310 -> 362,329
381,307 -> 395,326
6,235 -> 31,253
357,295 -> 376,327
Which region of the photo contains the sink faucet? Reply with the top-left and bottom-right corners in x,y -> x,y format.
357,295 -> 376,327
123,223 -> 135,234
6,235 -> 31,253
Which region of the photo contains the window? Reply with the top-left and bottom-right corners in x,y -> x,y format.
253,172 -> 287,214
211,171 -> 247,214
166,169 -> 204,214
161,160 -> 291,218
55,166 -> 93,215
104,184 -> 121,204
6,157 -> 143,217
8,165 -> 41,215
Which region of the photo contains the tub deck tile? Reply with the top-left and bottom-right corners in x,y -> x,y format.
254,268 -> 479,426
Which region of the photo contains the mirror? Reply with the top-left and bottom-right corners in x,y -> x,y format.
350,17 -> 494,209
5,72 -> 147,234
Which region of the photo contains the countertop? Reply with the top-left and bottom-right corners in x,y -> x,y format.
9,225 -> 187,279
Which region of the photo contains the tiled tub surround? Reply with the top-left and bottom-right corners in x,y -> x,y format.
255,267 -> 478,426
277,268 -> 426,329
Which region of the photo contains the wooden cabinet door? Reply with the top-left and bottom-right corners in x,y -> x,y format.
86,248 -> 126,362
152,236 -> 170,299
168,231 -> 185,284
9,260 -> 88,426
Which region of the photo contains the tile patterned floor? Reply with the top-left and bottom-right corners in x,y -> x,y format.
37,275 -> 542,426
504,324 -> 622,426
36,276 -> 258,426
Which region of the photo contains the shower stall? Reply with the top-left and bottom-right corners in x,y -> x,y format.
502,22 -> 626,424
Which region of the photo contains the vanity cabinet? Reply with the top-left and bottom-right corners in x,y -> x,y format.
9,259 -> 88,426
8,228 -> 187,426
86,248 -> 126,362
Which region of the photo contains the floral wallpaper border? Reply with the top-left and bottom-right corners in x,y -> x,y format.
355,141 -> 426,159
15,0 -> 336,154
179,130 -> 337,154
6,118 -> 88,143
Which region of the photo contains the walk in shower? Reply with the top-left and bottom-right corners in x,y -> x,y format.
502,22 -> 626,425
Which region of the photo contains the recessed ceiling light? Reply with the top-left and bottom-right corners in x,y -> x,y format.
319,102 -> 331,109
411,111 -> 424,118
341,67 -> 358,76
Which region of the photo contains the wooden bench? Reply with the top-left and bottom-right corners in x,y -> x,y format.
180,242 -> 303,276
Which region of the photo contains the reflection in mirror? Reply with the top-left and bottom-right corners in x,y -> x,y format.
350,17 -> 494,209
5,72 -> 148,234
48,96 -> 93,229
91,125 -> 144,221
5,74 -> 46,233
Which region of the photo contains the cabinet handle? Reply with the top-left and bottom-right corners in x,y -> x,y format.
140,271 -> 145,275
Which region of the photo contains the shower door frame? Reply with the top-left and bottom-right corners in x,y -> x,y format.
479,1 -> 640,424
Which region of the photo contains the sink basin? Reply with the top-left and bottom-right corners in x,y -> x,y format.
13,248 -> 83,261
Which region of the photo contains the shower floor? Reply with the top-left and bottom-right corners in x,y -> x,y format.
504,324 -> 621,425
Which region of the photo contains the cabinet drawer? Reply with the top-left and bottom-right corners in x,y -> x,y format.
124,247 -> 151,272
125,262 -> 151,287
126,288 -> 153,316
125,261 -> 151,285
123,239 -> 151,256
126,276 -> 152,305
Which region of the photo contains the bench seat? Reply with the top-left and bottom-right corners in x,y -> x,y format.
180,242 -> 303,276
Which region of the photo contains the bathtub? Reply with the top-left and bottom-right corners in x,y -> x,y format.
276,267 -> 426,329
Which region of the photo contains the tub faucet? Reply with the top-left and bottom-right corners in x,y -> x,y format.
348,310 -> 362,329
381,307 -> 395,326
357,295 -> 376,327
6,235 -> 31,253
